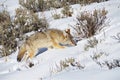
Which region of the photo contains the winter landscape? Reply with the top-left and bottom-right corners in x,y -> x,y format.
0,0 -> 120,80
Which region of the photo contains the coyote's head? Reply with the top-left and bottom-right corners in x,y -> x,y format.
62,29 -> 76,46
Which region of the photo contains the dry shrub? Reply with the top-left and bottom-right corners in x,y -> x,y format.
72,8 -> 108,40
91,56 -> 120,69
104,59 -> 120,69
56,0 -> 108,6
19,0 -> 46,12
14,7 -> 49,39
64,0 -> 80,4
19,0 -> 109,13
46,0 -> 62,9
52,3 -> 73,19
0,6 -> 49,57
84,37 -> 98,51
0,8 -> 17,57
52,10 -> 61,19
91,51 -> 109,61
58,0 -> 80,6
19,0 -> 62,12
61,3 -> 73,17
18,0 -> 77,13
51,58 -> 84,73
50,0 -> 79,8
79,0 -> 109,5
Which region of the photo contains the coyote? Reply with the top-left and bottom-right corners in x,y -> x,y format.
17,29 -> 76,62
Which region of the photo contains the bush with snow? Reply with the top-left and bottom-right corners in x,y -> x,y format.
72,8 -> 108,40
0,6 -> 49,57
84,37 -> 98,51
79,0 -> 109,5
0,7 -> 17,57
61,2 -> 73,17
19,0 -> 46,12
14,7 -> 49,39
19,0 -> 109,12
50,57 -> 84,74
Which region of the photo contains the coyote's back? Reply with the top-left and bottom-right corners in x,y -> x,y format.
17,29 -> 76,62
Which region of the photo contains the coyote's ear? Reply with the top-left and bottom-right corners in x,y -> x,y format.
65,28 -> 70,34
64,28 -> 71,39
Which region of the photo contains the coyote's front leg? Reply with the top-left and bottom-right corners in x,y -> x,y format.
51,39 -> 65,49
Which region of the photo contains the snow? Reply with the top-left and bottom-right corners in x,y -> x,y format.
0,0 -> 20,19
47,68 -> 120,80
0,0 -> 120,80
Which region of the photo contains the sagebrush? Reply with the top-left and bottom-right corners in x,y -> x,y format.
50,58 -> 84,74
72,8 -> 108,40
0,7 -> 49,57
14,7 -> 49,39
79,0 -> 109,5
61,3 -> 73,17
84,37 -> 98,51
0,8 -> 17,57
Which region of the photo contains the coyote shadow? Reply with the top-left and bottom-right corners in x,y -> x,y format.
35,48 -> 48,57
35,44 -> 74,57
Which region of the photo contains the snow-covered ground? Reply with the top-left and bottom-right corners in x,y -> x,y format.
0,0 -> 120,80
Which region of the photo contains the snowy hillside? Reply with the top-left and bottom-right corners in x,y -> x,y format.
0,0 -> 120,80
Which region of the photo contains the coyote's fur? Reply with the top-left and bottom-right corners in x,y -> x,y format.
17,29 -> 76,62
